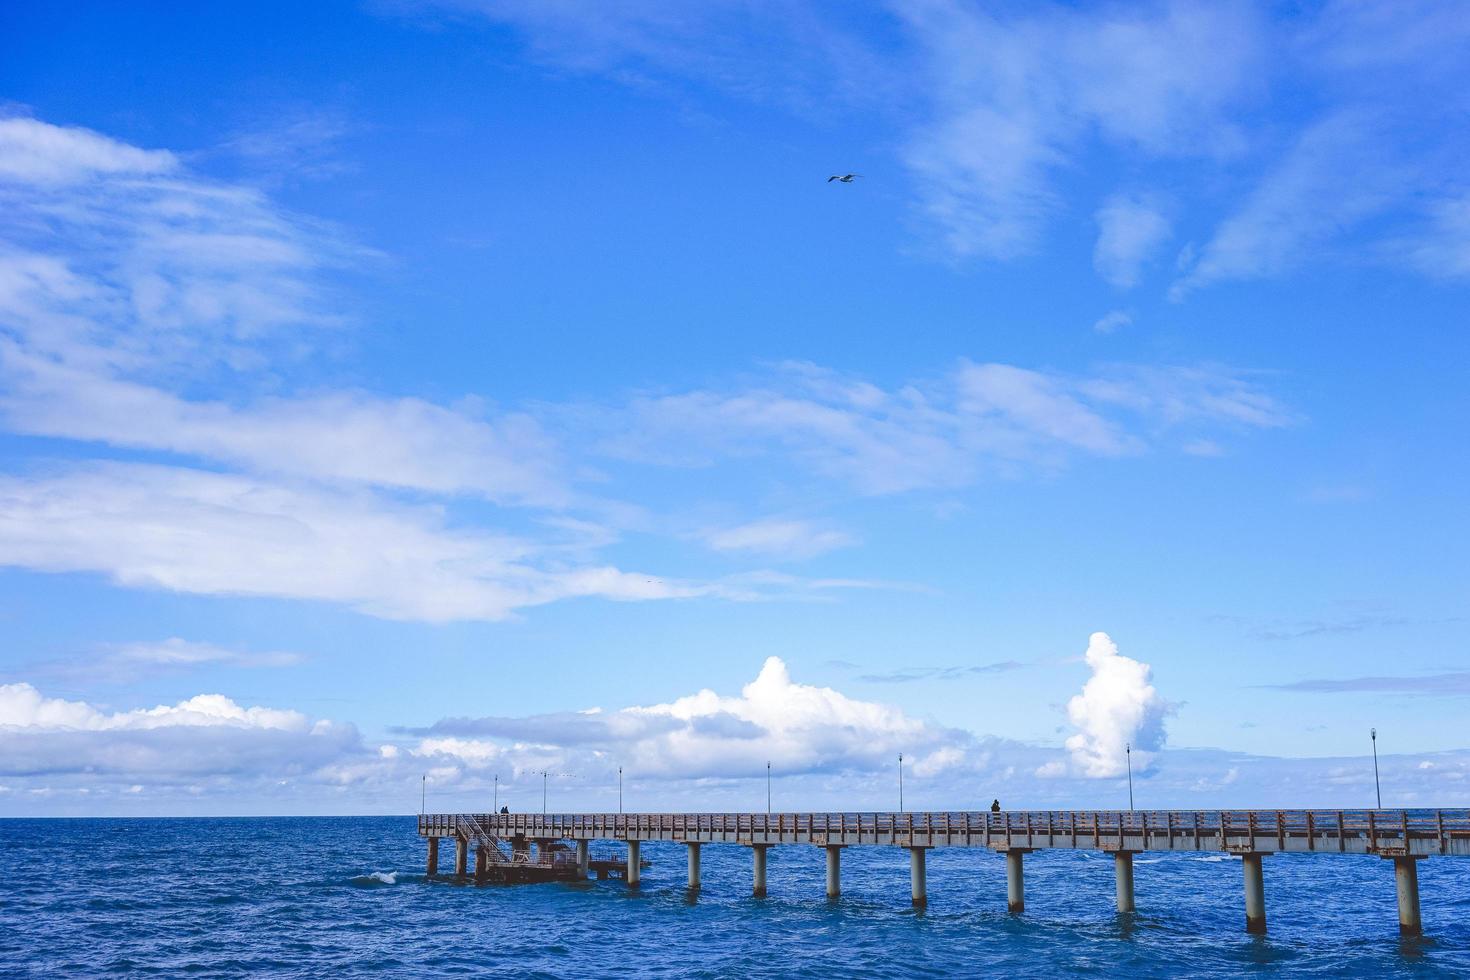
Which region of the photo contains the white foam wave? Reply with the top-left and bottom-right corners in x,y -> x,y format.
353,871 -> 400,885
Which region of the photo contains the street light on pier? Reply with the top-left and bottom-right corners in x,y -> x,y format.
1126,743 -> 1134,812
618,766 -> 623,815
493,774 -> 499,813
898,753 -> 904,813
1371,728 -> 1382,808
766,761 -> 772,815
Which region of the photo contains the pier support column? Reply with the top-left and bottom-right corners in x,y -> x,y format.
687,842 -> 702,890
1391,856 -> 1423,937
1242,853 -> 1267,934
910,847 -> 928,908
474,845 -> 488,884
825,846 -> 842,899
1114,851 -> 1136,913
576,839 -> 589,878
1005,850 -> 1027,913
426,837 -> 439,877
454,837 -> 468,879
626,840 -> 641,888
752,844 -> 768,898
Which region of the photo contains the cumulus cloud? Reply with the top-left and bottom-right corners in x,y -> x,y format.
1061,632 -> 1170,778
413,656 -> 968,781
0,682 -> 308,732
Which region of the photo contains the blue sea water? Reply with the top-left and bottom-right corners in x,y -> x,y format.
2,817 -> 1468,977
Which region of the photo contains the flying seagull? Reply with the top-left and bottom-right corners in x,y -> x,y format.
827,173 -> 862,183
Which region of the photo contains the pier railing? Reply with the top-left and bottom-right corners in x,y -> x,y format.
419,808 -> 1470,856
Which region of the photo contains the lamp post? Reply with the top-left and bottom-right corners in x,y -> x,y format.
1126,743 -> 1134,811
1371,728 -> 1381,808
542,770 -> 548,815
618,766 -> 623,815
420,774 -> 425,816
766,761 -> 772,815
898,753 -> 905,813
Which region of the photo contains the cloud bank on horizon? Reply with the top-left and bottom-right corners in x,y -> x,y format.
4,635 -> 1465,814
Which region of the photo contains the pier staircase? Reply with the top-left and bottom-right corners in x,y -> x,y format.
455,814 -> 518,864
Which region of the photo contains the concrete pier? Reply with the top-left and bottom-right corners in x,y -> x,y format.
751,844 -> 768,898
418,807 -> 1469,934
910,847 -> 927,907
1242,853 -> 1267,934
1391,856 -> 1423,936
687,842 -> 702,891
1114,851 -> 1135,913
825,846 -> 842,899
474,845 -> 488,884
1005,850 -> 1026,913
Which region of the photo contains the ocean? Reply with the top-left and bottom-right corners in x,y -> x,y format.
3,816 -> 1468,977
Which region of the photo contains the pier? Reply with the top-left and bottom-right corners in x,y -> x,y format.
419,808 -> 1470,936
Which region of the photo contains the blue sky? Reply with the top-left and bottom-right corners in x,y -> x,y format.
1,0 -> 1468,816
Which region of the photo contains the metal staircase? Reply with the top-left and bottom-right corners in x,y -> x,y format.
455,814 -> 517,863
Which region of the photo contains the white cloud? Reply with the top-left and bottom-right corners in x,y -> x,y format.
899,1 -> 1258,259
415,655 -> 967,781
107,638 -> 301,670
0,462 -> 705,622
1173,112 -> 1404,295
0,349 -> 568,506
701,519 -> 856,560
0,116 -> 177,184
1092,310 -> 1132,334
609,360 -> 1289,495
1094,195 -> 1171,287
1062,632 -> 1170,778
0,682 -> 309,732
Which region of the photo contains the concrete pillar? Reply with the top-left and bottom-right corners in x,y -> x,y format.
1005,850 -> 1025,913
687,842 -> 702,891
910,847 -> 927,908
1114,851 -> 1135,913
474,846 -> 488,884
426,837 -> 439,877
626,840 -> 641,887
825,846 -> 842,899
752,844 -> 768,898
454,837 -> 468,879
1242,853 -> 1267,934
576,839 -> 589,877
1392,857 -> 1423,937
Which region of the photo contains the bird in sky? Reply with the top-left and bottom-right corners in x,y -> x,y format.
827,173 -> 862,183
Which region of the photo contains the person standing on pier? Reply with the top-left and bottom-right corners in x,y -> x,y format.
991,799 -> 1001,813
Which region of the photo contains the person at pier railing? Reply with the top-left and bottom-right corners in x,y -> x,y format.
991,799 -> 1001,813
